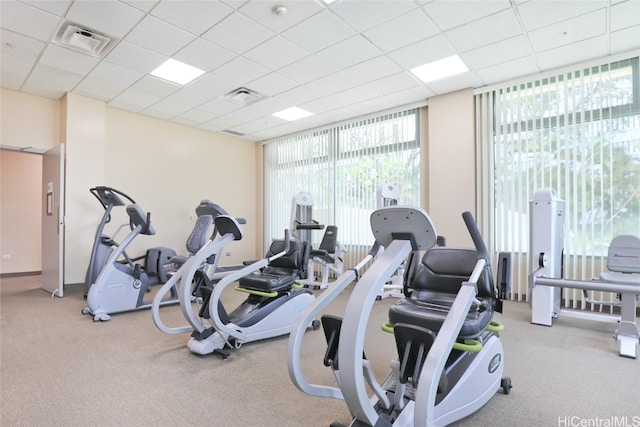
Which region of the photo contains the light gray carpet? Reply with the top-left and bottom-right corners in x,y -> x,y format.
1,275 -> 638,426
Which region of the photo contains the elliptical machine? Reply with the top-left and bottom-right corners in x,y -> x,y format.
83,203 -> 176,321
288,206 -> 512,426
83,186 -> 176,299
152,215 -> 317,359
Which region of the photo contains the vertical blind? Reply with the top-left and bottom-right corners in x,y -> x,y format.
476,56 -> 640,309
263,108 -> 421,269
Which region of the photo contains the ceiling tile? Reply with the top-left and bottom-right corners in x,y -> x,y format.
213,57 -> 271,86
329,84 -> 381,106
2,0 -> 639,143
315,35 -> 381,70
22,0 -> 72,16
187,73 -> 238,98
150,0 -> 233,35
0,1 -> 61,42
610,1 -> 640,32
343,55 -> 403,84
461,35 -> 532,70
65,0 -> 145,39
361,72 -> 420,96
1,48 -> 36,78
198,98 -> 242,115
143,98 -> 192,117
383,85 -> 435,106
535,35 -> 609,71
424,71 -> 484,95
104,40 -> 166,74
528,9 -> 607,53
246,72 -> 299,97
1,28 -> 47,62
129,75 -> 180,98
474,56 -> 540,87
274,85 -> 322,107
611,25 -> 640,52
363,9 -> 439,52
163,74 -> 235,110
307,71 -> 360,96
243,36 -> 308,70
281,10 -> 355,53
445,8 -> 522,52
387,35 -> 456,70
85,61 -> 143,88
198,115 -> 242,132
202,12 -> 273,54
74,76 -> 126,100
422,0 -> 511,31
175,108 -> 217,124
108,89 -> 160,112
299,96 -> 343,115
24,63 -> 83,94
239,0 -> 323,33
516,0 -> 608,31
331,0 -> 417,32
39,44 -> 100,74
120,1 -> 159,13
277,55 -> 339,84
173,38 -> 235,72
125,15 -> 195,56
1,70 -> 26,90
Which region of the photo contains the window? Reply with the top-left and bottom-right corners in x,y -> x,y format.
263,108 -> 421,268
476,56 -> 640,302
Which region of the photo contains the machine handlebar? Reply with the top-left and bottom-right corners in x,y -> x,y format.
462,211 -> 488,260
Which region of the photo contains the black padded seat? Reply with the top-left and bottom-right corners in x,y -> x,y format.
238,238 -> 308,293
310,225 -> 339,264
388,246 -> 495,339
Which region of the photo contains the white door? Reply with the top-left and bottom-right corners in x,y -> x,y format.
41,144 -> 65,297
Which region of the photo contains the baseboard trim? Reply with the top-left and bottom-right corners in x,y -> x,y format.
0,271 -> 41,278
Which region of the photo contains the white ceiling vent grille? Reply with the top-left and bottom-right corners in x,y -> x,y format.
224,87 -> 266,106
53,23 -> 113,57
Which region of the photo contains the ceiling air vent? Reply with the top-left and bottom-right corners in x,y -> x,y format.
224,87 -> 266,106
222,129 -> 245,136
53,22 -> 113,57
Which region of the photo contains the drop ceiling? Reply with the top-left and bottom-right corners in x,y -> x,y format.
1,0 -> 639,142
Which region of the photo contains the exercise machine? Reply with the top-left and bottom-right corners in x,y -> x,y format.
82,196 -> 226,322
288,206 -> 511,426
153,215 -> 317,359
83,203 -> 177,321
528,188 -> 640,358
376,182 -> 404,300
83,186 -> 174,298
290,191 -> 344,289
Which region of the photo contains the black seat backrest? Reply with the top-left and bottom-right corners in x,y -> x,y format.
185,214 -> 214,254
318,225 -> 338,254
409,246 -> 494,299
266,238 -> 308,273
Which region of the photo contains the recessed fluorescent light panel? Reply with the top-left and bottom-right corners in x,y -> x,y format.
273,106 -> 313,121
150,58 -> 205,85
410,55 -> 469,83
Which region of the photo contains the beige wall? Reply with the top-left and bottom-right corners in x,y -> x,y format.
63,93 -> 107,283
425,88 -> 476,247
102,108 -> 257,278
1,89 -> 256,284
0,150 -> 42,274
0,88 -> 59,152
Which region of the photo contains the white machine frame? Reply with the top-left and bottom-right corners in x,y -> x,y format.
153,216 -> 316,358
288,206 -> 507,426
528,188 -> 640,358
